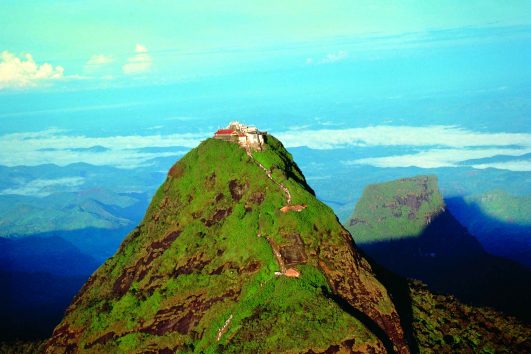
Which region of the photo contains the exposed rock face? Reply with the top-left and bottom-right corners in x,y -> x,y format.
45,136 -> 409,353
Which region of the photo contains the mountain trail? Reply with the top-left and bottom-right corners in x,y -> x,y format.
216,314 -> 233,341
245,146 -> 292,205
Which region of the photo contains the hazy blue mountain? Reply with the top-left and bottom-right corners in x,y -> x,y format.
0,163 -> 160,237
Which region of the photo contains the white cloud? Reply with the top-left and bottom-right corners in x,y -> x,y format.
87,54 -> 114,66
275,125 -> 531,150
0,177 -> 85,197
345,148 -> 531,169
472,160 -> 531,172
287,124 -> 311,131
146,125 -> 165,130
276,125 -> 531,172
122,44 -> 152,75
2,125 -> 529,172
314,117 -> 342,127
0,129 -> 207,168
0,51 -> 64,89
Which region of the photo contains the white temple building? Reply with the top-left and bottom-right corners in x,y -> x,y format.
213,121 -> 266,150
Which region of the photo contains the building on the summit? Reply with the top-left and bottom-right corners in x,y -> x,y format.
213,121 -> 266,150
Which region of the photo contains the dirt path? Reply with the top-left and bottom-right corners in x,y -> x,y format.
245,147 -> 292,204
246,146 -> 301,278
216,314 -> 233,341
280,205 -> 307,213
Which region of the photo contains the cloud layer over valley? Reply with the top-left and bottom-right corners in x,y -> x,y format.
276,125 -> 531,171
0,177 -> 85,197
0,129 -> 205,168
1,125 -> 529,172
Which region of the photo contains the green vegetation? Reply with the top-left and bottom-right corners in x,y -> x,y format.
221,270 -> 378,353
346,175 -> 444,243
410,281 -> 530,353
345,174 -> 531,324
0,340 -> 45,354
42,137 -> 531,353
464,189 -> 531,225
45,136 -> 405,353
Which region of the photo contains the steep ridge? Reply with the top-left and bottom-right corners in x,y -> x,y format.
46,136 -> 408,353
346,176 -> 531,322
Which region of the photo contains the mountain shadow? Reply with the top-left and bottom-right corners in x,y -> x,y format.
370,261 -> 531,353
445,195 -> 531,269
0,236 -> 100,341
360,216 -> 531,352
359,204 -> 531,323
346,175 -> 531,323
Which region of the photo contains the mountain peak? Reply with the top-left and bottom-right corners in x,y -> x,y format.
46,135 -> 408,353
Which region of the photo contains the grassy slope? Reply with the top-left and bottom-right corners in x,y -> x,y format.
346,176 -> 443,243
46,137 -> 401,353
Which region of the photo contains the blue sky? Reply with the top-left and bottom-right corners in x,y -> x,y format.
0,2 -> 530,177
1,1 -> 531,90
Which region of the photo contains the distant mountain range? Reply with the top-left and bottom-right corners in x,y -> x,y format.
0,163 -> 160,238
